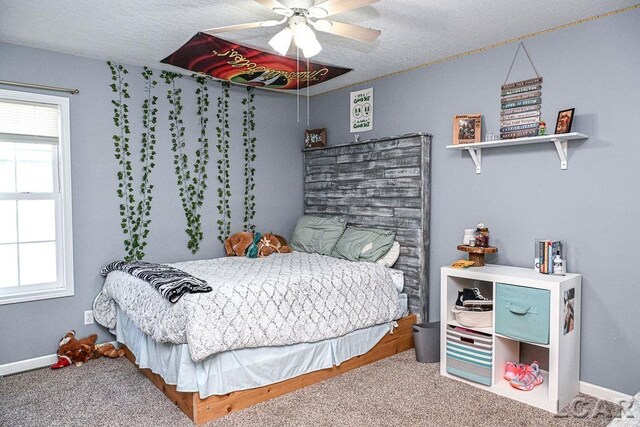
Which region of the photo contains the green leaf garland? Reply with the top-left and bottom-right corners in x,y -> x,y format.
241,87 -> 257,232
135,67 -> 158,258
161,72 -> 211,253
216,82 -> 232,244
107,61 -> 157,261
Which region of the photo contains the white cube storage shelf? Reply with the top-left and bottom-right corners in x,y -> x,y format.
440,265 -> 581,413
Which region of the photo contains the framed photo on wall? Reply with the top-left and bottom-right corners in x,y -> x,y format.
452,114 -> 482,145
555,108 -> 575,134
305,128 -> 327,149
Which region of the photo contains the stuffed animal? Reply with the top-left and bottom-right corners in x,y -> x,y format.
93,343 -> 125,359
258,233 -> 292,257
224,232 -> 254,257
51,330 -> 98,369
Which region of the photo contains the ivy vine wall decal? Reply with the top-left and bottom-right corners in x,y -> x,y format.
161,71 -> 211,254
107,65 -> 263,256
216,82 -> 232,244
107,61 -> 158,261
242,87 -> 257,232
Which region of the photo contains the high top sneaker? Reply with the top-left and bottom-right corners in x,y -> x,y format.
462,287 -> 493,308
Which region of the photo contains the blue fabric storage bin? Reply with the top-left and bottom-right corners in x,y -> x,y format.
495,283 -> 550,345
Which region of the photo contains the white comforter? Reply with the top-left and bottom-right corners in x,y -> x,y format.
94,252 -> 403,362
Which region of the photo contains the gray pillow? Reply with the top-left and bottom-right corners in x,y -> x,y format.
290,215 -> 346,255
331,227 -> 396,262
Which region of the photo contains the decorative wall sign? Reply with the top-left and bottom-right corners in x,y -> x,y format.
349,87 -> 373,133
500,42 -> 542,139
161,33 -> 352,90
452,114 -> 482,145
304,128 -> 326,149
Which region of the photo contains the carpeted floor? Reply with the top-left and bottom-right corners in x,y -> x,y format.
0,350 -> 620,427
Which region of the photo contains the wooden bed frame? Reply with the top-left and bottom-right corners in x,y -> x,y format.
123,314 -> 416,424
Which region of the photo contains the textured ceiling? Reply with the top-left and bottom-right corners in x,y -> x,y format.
0,0 -> 637,95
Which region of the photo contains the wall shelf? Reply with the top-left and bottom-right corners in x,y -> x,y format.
446,132 -> 588,174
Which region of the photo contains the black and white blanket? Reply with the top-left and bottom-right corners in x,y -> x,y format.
94,253 -> 403,362
100,261 -> 212,303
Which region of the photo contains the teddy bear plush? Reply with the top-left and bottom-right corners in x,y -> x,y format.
258,233 -> 292,257
224,231 -> 255,257
51,330 -> 98,369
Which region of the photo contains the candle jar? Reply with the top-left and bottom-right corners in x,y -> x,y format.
475,228 -> 490,247
463,229 -> 475,245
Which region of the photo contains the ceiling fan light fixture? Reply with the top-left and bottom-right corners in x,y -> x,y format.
293,22 -> 316,47
269,27 -> 294,56
301,37 -> 322,58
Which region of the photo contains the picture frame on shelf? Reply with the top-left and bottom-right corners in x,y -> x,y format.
555,108 -> 575,134
452,114 -> 482,145
304,128 -> 327,149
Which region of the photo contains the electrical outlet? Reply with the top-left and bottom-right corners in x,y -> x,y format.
84,310 -> 94,325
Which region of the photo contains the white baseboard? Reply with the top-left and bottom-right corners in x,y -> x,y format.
580,381 -> 633,404
0,341 -> 119,377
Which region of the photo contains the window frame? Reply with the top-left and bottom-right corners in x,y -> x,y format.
0,89 -> 74,305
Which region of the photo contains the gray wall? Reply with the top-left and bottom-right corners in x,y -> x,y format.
0,43 -> 306,364
310,10 -> 640,395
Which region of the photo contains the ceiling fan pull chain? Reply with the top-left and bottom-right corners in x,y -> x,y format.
307,57 -> 310,127
503,41 -> 540,85
297,46 -> 300,123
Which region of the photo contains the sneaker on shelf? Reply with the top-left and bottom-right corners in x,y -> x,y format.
462,287 -> 493,308
510,361 -> 544,391
455,290 -> 465,307
503,362 -> 525,381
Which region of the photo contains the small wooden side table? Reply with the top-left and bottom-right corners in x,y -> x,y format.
457,245 -> 497,267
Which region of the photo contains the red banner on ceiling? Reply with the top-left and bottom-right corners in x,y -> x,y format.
161,33 -> 352,90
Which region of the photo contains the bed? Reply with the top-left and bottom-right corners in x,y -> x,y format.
95,133 -> 431,424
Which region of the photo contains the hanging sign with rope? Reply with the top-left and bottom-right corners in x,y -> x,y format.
500,42 -> 543,139
161,33 -> 352,90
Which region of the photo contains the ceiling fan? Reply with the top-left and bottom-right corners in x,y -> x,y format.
203,0 -> 381,59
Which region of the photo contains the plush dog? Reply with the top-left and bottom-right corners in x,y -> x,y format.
258,233 -> 292,257
224,232 -> 254,257
51,330 -> 98,369
93,343 -> 125,359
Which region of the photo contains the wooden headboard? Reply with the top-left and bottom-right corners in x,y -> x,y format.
303,132 -> 432,318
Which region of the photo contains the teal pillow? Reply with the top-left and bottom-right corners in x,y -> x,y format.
290,215 -> 346,255
331,227 -> 396,262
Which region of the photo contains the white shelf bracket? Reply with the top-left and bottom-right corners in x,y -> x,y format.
467,147 -> 482,174
552,139 -> 568,170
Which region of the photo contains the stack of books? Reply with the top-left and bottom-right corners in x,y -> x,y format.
500,77 -> 542,139
537,239 -> 562,274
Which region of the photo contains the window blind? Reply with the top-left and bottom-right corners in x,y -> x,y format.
0,100 -> 60,138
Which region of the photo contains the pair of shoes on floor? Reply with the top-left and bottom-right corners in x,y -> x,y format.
504,361 -> 544,391
456,287 -> 493,309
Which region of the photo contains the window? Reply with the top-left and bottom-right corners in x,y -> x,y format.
0,89 -> 73,304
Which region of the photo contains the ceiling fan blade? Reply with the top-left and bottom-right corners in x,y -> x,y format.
202,20 -> 281,35
308,0 -> 379,18
315,20 -> 381,42
254,0 -> 291,13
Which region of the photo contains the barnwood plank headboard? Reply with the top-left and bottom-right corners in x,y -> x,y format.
303,132 -> 432,317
